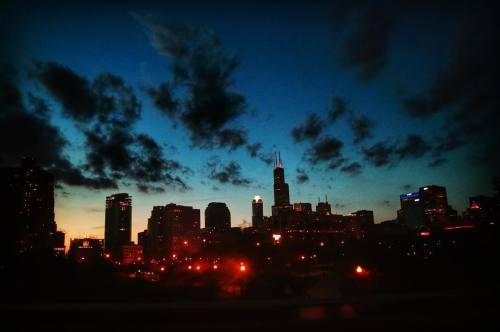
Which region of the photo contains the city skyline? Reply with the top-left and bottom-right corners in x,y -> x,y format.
1,1 -> 499,245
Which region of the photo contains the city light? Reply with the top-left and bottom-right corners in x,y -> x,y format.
355,265 -> 364,274
272,234 -> 281,244
420,231 -> 430,237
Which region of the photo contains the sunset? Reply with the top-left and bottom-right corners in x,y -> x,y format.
1,0 -> 499,330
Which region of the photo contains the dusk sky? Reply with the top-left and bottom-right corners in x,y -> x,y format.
1,0 -> 499,245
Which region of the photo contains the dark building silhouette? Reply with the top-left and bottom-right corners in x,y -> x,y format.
316,196 -> 332,216
68,238 -> 103,262
252,195 -> 264,228
400,192 -> 426,229
272,152 -> 293,217
121,243 -> 143,264
294,202 -> 312,212
465,195 -> 497,226
352,210 -> 374,228
419,185 -> 448,225
205,202 -> 231,231
104,193 -> 132,257
145,204 -> 200,258
145,206 -> 168,258
52,230 -> 66,257
0,157 -> 58,255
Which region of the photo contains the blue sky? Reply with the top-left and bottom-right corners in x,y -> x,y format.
2,0 -> 498,244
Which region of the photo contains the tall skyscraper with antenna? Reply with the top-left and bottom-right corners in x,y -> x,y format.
272,152 -> 293,216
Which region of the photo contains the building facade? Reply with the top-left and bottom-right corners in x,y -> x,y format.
205,202 -> 231,231
271,152 -> 293,217
104,193 -> 132,256
0,157 -> 60,256
400,192 -> 426,229
252,195 -> 264,228
145,204 -> 200,258
419,185 -> 448,225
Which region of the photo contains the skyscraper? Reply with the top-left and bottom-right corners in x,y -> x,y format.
419,185 -> 448,224
351,210 -> 375,228
252,195 -> 264,228
104,193 -> 132,256
316,196 -> 332,216
272,152 -> 293,216
146,203 -> 200,258
400,192 -> 426,229
205,202 -> 231,231
0,157 -> 57,255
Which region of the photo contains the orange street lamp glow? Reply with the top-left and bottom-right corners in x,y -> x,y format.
356,265 -> 363,274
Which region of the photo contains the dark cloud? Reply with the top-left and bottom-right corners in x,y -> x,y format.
350,114 -> 374,144
29,61 -> 190,191
136,184 -> 166,193
296,168 -> 309,184
394,135 -> 431,160
340,162 -> 362,176
32,62 -> 141,129
362,141 -> 393,167
205,157 -> 251,187
147,83 -> 178,118
140,19 -> 248,150
382,200 -> 391,207
328,157 -> 347,170
433,133 -> 464,156
30,61 -> 98,122
428,158 -> 447,168
291,113 -> 323,142
330,96 -> 348,122
363,135 -> 432,167
83,129 -> 190,191
402,184 -> 412,191
258,152 -> 274,166
0,64 -> 118,189
27,93 -> 50,118
304,136 -> 343,165
246,143 -> 262,158
400,6 -> 500,169
339,4 -> 392,81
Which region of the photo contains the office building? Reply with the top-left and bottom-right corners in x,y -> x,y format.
146,203 -> 200,258
252,195 -> 264,228
104,193 -> 132,257
0,157 -> 58,255
316,197 -> 332,216
68,238 -> 103,262
294,202 -> 312,212
419,185 -> 448,224
205,202 -> 231,231
271,152 -> 293,217
400,192 -> 426,229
